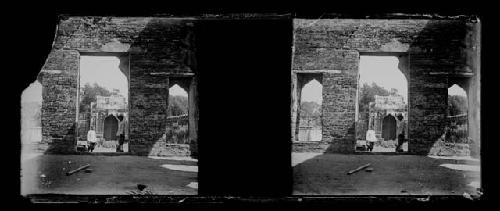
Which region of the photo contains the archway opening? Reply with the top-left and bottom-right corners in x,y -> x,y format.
446,84 -> 469,147
382,114 -> 397,141
21,80 -> 43,159
166,82 -> 189,144
78,54 -> 129,153
103,115 -> 119,141
356,55 -> 408,152
298,78 -> 323,142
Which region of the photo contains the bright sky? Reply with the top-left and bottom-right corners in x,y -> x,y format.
300,56 -> 408,104
301,79 -> 322,104
448,84 -> 467,96
21,81 -> 42,103
169,84 -> 188,97
359,56 -> 408,103
80,56 -> 128,99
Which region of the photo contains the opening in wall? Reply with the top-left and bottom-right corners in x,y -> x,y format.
77,53 -> 130,153
166,81 -> 189,145
295,73 -> 323,142
356,55 -> 409,153
446,84 -> 469,146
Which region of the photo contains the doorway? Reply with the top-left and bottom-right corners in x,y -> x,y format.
103,115 -> 118,141
356,55 -> 409,153
382,114 -> 397,141
77,54 -> 129,153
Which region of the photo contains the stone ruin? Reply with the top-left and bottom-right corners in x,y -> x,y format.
290,18 -> 480,157
23,15 -> 480,158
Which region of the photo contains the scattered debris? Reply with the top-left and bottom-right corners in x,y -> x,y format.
365,167 -> 374,172
477,188 -> 483,196
347,163 -> 371,175
125,184 -> 157,195
186,182 -> 198,189
463,192 -> 472,200
416,196 -> 430,202
66,164 -> 91,176
137,184 -> 147,191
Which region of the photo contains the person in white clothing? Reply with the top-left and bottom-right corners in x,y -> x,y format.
87,126 -> 97,152
365,129 -> 377,152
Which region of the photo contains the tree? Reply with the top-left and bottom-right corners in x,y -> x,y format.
79,83 -> 112,112
448,95 -> 468,116
111,88 -> 121,96
168,95 -> 188,116
300,101 -> 321,117
358,82 -> 391,113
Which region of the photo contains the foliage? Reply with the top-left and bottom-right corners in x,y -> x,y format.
445,124 -> 470,144
358,82 -> 392,113
79,83 -> 112,112
448,95 -> 468,116
168,95 -> 188,116
300,101 -> 321,117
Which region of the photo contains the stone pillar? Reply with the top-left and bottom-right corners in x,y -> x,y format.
408,73 -> 448,155
188,76 -> 198,156
368,113 -> 373,130
39,50 -> 80,154
291,73 -> 300,142
129,68 -> 169,156
466,21 -> 481,158
321,50 -> 359,153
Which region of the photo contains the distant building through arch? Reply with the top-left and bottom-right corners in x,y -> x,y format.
382,114 -> 397,141
103,115 -> 118,141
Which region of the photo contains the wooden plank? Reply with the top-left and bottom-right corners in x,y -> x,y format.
293,70 -> 342,74
347,163 -> 371,175
66,164 -> 91,176
149,72 -> 195,76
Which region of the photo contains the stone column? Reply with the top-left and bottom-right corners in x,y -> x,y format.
466,21 -> 481,158
188,76 -> 198,155
291,73 -> 300,142
39,50 -> 80,154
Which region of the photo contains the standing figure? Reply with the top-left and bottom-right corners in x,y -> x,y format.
366,129 -> 377,152
396,131 -> 405,152
116,115 -> 126,152
87,126 -> 97,152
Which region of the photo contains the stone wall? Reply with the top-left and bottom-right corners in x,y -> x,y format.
165,114 -> 189,144
37,16 -> 198,155
292,18 -> 480,154
37,16 -> 479,156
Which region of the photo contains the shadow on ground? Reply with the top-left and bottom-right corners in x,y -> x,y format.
292,152 -> 480,195
21,155 -> 198,195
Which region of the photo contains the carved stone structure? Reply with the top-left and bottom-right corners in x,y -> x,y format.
367,95 -> 408,141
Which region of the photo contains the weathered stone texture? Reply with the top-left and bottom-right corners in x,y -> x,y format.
38,16 -> 197,155
292,18 -> 480,154
292,142 -> 329,152
37,16 -> 480,157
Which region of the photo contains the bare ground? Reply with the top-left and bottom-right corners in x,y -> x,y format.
292,152 -> 480,195
21,154 -> 197,195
